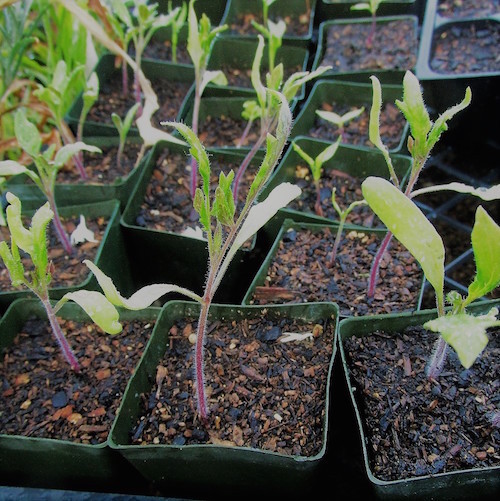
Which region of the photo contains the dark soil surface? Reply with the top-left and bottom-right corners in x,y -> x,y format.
430,20 -> 500,74
343,325 -> 500,480
135,149 -> 257,235
131,313 -> 335,457
438,0 -> 500,18
220,64 -> 303,89
0,317 -> 155,444
321,18 -> 418,72
87,78 -> 192,128
287,165 -> 380,227
0,215 -> 107,290
142,39 -> 191,65
198,113 -> 261,148
248,228 -> 423,317
309,102 -> 406,150
229,10 -> 311,37
57,143 -> 144,185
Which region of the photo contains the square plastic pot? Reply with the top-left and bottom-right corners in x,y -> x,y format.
109,299 -> 338,499
0,199 -> 127,314
338,301 -> 500,499
0,298 -> 161,493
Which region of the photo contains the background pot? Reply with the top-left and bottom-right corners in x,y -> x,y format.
109,299 -> 338,499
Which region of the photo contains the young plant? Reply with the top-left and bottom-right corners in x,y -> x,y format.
0,192 -> 125,372
252,18 -> 286,73
112,102 -> 141,170
33,59 -> 88,179
232,34 -> 332,202
329,189 -> 367,265
168,0 -> 188,63
350,0 -> 385,47
186,0 -> 228,198
315,107 -> 365,142
367,71 -> 471,297
362,176 -> 500,378
236,100 -> 262,148
76,72 -> 99,143
0,111 -> 101,254
84,92 -> 300,424
292,137 -> 341,217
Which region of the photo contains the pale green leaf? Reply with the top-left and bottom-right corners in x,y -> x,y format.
5,192 -> 36,254
424,308 -> 499,369
200,70 -> 227,95
251,35 -> 267,108
411,182 -> 500,201
14,111 -> 42,158
362,177 -> 445,304
53,142 -> 102,169
316,136 -> 341,166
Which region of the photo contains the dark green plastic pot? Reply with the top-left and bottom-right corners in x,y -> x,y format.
5,136 -> 153,210
315,0 -> 422,24
109,299 -> 338,498
66,54 -> 195,138
0,199 -> 127,314
257,136 -> 412,230
120,141 -> 265,305
290,79 -> 410,152
0,298 -> 161,492
221,0 -> 317,47
338,301 -> 500,499
158,0 -> 228,25
242,219 -> 425,316
312,15 -> 419,83
206,36 -> 309,101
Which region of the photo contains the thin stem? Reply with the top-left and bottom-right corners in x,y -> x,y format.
122,60 -> 129,95
42,297 -> 80,372
366,13 -> 376,48
314,180 -> 323,217
47,192 -> 73,255
427,337 -> 448,380
367,230 -> 393,297
194,296 -> 210,422
59,121 -> 88,180
237,118 -> 254,149
330,214 -> 347,266
190,85 -> 202,198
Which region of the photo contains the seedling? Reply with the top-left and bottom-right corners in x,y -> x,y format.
367,71 -> 471,297
315,107 -> 365,142
87,93 -> 300,424
112,102 -> 141,170
33,60 -> 88,179
186,0 -> 228,198
237,100 -> 262,149
329,189 -> 367,265
232,34 -> 331,201
0,193 -> 125,372
362,176 -> 500,378
252,18 -> 286,72
168,0 -> 188,63
0,111 -> 101,254
292,137 -> 341,216
76,72 -> 99,143
350,0 -> 385,47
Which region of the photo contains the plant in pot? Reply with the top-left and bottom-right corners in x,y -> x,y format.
336,173 -> 500,498
0,192 -> 161,491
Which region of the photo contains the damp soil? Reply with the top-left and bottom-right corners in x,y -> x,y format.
343,325 -> 500,480
309,102 -> 406,150
229,10 -> 311,37
135,149 -> 257,235
0,214 -> 107,290
87,78 -> 192,128
437,0 -> 500,19
320,18 -> 418,73
220,64 -> 303,89
131,313 -> 335,457
249,228 -> 423,317
142,39 -> 191,65
197,113 -> 261,148
0,316 -> 155,444
430,20 -> 500,74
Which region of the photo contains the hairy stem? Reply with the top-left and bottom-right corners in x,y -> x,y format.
427,336 -> 448,380
237,119 -> 254,149
194,296 -> 211,422
42,298 -> 80,372
190,85 -> 202,198
330,215 -> 347,265
47,193 -> 73,255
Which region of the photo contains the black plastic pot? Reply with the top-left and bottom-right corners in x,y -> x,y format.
221,0 -> 317,47
242,218 -> 425,317
0,298 -> 161,493
338,301 -> 500,499
158,0 -> 228,25
312,15 -> 419,83
66,54 -> 195,138
290,79 -> 410,152
5,136 -> 153,211
0,199 -> 128,314
109,299 -> 338,499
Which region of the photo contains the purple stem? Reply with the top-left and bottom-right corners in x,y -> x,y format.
134,72 -> 143,118
42,298 -> 80,372
122,60 -> 129,95
194,297 -> 210,423
367,230 -> 393,297
47,193 -> 73,255
60,124 -> 88,180
427,337 -> 448,380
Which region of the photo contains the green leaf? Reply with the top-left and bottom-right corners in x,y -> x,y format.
53,142 -> 102,169
316,136 -> 341,166
0,240 -> 24,286
251,35 -> 267,109
200,70 -> 227,95
4,192 -> 36,255
212,170 -> 235,227
465,207 -> 500,305
282,66 -> 331,102
187,0 -> 202,67
424,308 -> 499,369
29,197 -> 54,279
362,177 -> 445,305
14,111 -> 42,158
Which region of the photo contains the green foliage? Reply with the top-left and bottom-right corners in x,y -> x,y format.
168,0 -> 188,63
112,102 -> 140,167
292,137 -> 341,183
351,0 -> 384,15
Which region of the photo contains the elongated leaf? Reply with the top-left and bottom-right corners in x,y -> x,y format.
54,142 -> 102,168
251,35 -> 267,109
362,177 -> 445,305
200,70 -> 227,95
83,260 -> 203,308
14,111 -> 42,158
316,136 -> 341,166
424,308 -> 499,369
411,182 -> 500,201
466,207 -> 500,305
4,192 -> 35,254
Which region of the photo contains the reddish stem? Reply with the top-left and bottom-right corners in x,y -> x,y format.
194,297 -> 210,422
47,193 -> 73,255
190,86 -> 202,198
367,230 -> 393,297
122,60 -> 129,95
